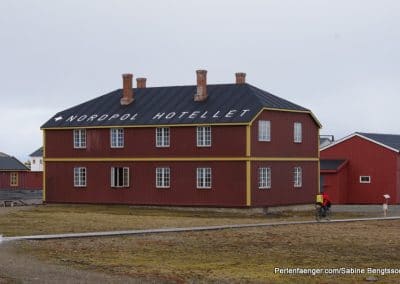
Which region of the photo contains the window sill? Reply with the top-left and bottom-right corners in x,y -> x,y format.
197,187 -> 212,190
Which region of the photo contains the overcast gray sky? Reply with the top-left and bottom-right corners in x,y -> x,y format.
1,0 -> 399,161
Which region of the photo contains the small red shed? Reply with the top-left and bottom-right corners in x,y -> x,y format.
0,152 -> 42,190
320,132 -> 400,204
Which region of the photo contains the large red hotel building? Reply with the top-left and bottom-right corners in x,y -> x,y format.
41,71 -> 321,207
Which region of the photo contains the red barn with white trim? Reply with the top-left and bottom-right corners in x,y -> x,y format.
41,71 -> 321,207
320,132 -> 400,204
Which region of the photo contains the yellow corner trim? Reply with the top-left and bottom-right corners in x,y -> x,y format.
42,130 -> 46,202
246,125 -> 251,157
246,161 -> 251,206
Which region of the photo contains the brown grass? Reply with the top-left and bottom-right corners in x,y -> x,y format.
19,220 -> 400,283
1,204 -> 398,283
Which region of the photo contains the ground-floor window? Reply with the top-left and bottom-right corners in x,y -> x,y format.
10,172 -> 18,187
293,166 -> 302,188
258,167 -> 271,189
359,176 -> 371,183
74,167 -> 87,187
197,167 -> 212,189
111,167 -> 130,188
156,167 -> 170,188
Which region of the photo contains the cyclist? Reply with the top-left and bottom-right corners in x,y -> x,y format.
321,192 -> 331,217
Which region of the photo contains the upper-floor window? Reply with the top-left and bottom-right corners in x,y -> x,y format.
73,129 -> 86,149
197,167 -> 212,189
111,167 -> 130,188
359,176 -> 371,184
156,128 -> 170,147
258,120 -> 271,142
293,166 -> 302,188
74,167 -> 87,187
10,172 -> 18,187
258,167 -> 271,189
110,128 -> 124,148
156,167 -> 170,188
197,126 -> 211,147
294,122 -> 302,143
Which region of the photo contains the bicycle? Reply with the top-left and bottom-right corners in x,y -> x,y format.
315,203 -> 331,221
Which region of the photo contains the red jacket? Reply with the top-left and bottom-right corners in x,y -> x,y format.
322,193 -> 331,207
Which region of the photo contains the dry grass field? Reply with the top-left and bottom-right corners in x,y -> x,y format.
1,205 -> 399,283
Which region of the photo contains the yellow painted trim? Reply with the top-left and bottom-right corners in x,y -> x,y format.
42,130 -> 46,202
249,107 -> 322,128
246,125 -> 251,157
317,128 -> 320,194
41,122 -> 249,131
44,157 -> 319,162
246,161 -> 251,206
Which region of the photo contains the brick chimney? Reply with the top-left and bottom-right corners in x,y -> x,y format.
136,77 -> 147,88
194,69 -> 207,102
121,73 -> 134,105
235,72 -> 246,84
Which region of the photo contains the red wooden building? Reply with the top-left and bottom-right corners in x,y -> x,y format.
41,71 -> 321,207
0,152 -> 42,190
320,132 -> 400,204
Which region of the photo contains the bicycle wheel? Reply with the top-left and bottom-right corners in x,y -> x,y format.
315,207 -> 321,221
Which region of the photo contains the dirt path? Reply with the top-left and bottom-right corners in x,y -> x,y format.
0,242 -> 151,284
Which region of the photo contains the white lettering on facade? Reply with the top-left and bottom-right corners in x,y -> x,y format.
178,111 -> 189,119
120,114 -> 131,121
97,114 -> 109,121
165,112 -> 176,119
61,108 -> 253,125
152,112 -> 165,120
77,115 -> 88,122
87,114 -> 98,122
212,111 -> 220,118
66,115 -> 78,122
189,111 -> 200,119
108,114 -> 120,121
225,110 -> 237,118
240,109 -> 250,117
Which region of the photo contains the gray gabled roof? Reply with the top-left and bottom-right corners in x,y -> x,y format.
0,153 -> 29,171
41,83 -> 320,129
30,147 -> 43,157
321,132 -> 400,153
356,132 -> 400,152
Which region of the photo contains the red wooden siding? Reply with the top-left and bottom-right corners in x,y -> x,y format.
251,161 -> 318,206
45,125 -> 246,158
0,171 -> 42,190
321,169 -> 348,204
45,161 -> 247,206
251,110 -> 318,158
321,136 -> 399,204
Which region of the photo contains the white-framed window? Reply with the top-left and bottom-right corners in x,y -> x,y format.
294,122 -> 302,143
156,128 -> 170,147
156,167 -> 170,188
258,120 -> 271,142
197,126 -> 211,147
110,128 -> 124,148
10,172 -> 18,187
258,167 -> 271,189
74,167 -> 87,187
197,167 -> 212,189
73,129 -> 86,149
111,167 -> 130,188
293,166 -> 302,188
359,176 -> 371,183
